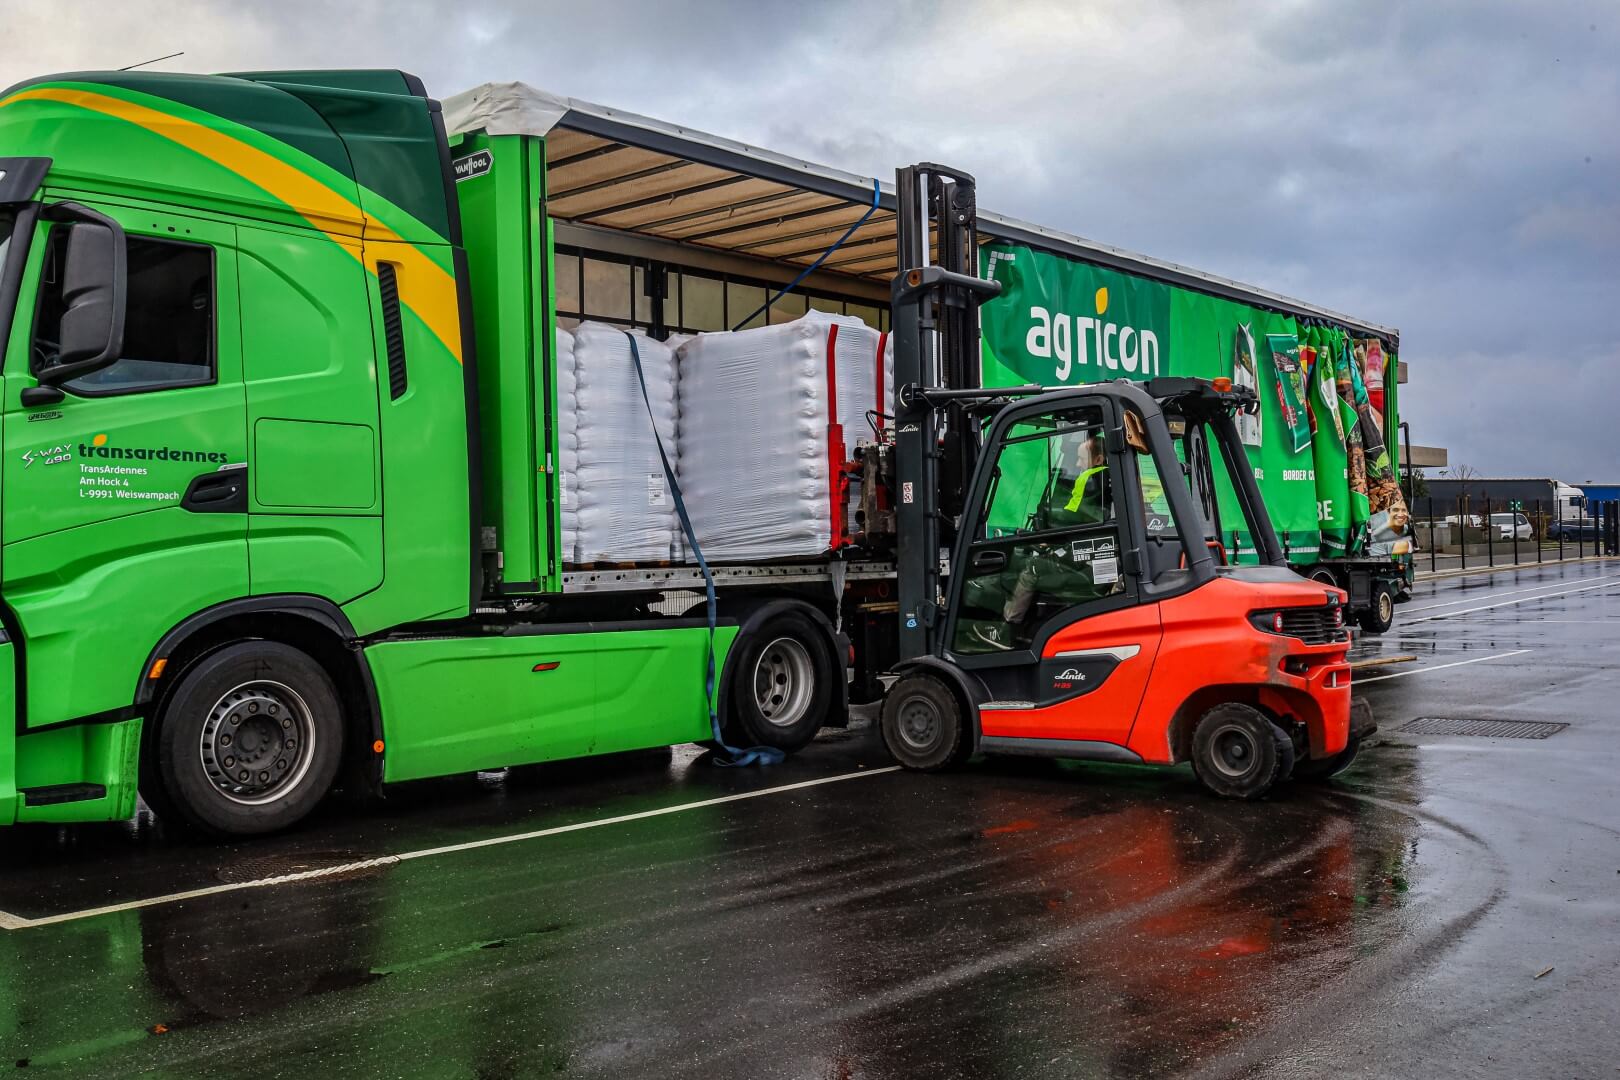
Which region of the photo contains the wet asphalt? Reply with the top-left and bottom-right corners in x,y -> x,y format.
2,560 -> 1618,1079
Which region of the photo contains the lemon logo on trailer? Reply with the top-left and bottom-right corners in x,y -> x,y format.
1024,287 -> 1162,381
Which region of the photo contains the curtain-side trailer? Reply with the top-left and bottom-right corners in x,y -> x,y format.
0,70 -> 1390,834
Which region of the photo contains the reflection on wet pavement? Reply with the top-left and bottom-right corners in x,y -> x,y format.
2,561 -> 1617,1078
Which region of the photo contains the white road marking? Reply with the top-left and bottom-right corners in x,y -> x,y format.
1404,576 -> 1616,614
1404,579 -> 1620,623
0,765 -> 902,931
1354,649 -> 1531,684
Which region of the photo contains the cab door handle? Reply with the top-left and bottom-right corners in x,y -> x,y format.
181,466 -> 247,513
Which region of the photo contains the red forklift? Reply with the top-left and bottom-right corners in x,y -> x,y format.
876,165 -> 1369,799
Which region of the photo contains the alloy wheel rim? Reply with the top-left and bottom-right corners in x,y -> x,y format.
198,680 -> 316,806
753,637 -> 815,728
1208,723 -> 1261,779
896,695 -> 942,752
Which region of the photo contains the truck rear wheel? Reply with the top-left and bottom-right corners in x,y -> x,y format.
880,673 -> 970,771
1190,703 -> 1295,800
1359,582 -> 1396,635
153,641 -> 344,836
724,611 -> 835,753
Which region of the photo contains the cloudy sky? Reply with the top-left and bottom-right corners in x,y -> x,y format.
5,0 -> 1615,479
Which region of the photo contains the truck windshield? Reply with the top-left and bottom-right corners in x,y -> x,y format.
0,208 -> 20,345
0,210 -> 13,261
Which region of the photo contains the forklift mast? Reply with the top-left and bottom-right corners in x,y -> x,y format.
890,163 -> 1003,659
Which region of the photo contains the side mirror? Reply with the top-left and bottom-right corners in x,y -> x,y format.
38,203 -> 126,385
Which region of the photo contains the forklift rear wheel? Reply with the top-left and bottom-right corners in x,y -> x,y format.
153,641 -> 344,836
725,611 -> 835,753
880,674 -> 969,771
1359,583 -> 1396,635
1190,703 -> 1295,800
1293,734 -> 1362,781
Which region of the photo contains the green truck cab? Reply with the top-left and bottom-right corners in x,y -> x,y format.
0,69 -> 811,835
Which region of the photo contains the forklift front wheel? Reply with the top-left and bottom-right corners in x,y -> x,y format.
880,674 -> 970,771
1190,703 -> 1295,800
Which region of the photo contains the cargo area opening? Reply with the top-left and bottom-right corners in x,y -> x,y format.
538,124 -> 900,336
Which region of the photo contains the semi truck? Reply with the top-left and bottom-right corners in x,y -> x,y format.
0,70 -> 1371,836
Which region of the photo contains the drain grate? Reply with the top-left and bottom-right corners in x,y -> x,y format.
1401,717 -> 1568,740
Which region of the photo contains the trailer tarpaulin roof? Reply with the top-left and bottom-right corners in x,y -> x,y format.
443,82 -> 1397,340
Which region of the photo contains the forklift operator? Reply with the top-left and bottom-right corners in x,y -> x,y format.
959,426 -> 1120,651
1005,429 -> 1114,622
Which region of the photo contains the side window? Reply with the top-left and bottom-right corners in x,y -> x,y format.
1133,448 -> 1189,576
955,407 -> 1122,655
33,231 -> 214,394
980,411 -> 1114,539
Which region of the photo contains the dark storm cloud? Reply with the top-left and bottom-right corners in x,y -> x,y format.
4,0 -> 1614,477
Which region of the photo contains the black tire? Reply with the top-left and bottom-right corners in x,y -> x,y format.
1293,734 -> 1362,781
1190,703 -> 1295,800
880,673 -> 970,771
153,641 -> 344,837
1307,566 -> 1340,589
723,611 -> 836,754
1358,582 -> 1396,635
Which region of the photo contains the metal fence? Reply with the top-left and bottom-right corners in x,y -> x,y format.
1415,496 -> 1619,574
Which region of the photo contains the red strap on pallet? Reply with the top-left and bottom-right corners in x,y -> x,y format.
824,323 -> 847,550
874,331 -> 889,436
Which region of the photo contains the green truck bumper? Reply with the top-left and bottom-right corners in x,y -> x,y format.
2,637 -> 142,824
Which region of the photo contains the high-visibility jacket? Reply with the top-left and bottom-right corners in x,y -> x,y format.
1064,465 -> 1107,515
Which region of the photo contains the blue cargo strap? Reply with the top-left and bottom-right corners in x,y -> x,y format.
623,332 -> 784,767
730,178 -> 882,332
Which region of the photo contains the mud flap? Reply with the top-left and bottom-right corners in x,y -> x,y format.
1351,697 -> 1378,740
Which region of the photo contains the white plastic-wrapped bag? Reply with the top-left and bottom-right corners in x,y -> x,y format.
555,326 -> 580,564
571,322 -> 680,564
675,310 -> 885,562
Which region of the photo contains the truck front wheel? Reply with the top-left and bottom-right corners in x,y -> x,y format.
153,641 -> 344,836
1190,703 -> 1294,799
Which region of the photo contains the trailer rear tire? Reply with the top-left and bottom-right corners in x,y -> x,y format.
1190,703 -> 1294,800
880,674 -> 969,771
724,611 -> 835,753
1359,582 -> 1396,635
153,641 -> 344,837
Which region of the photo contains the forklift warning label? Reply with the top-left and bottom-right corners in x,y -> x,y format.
1070,536 -> 1119,584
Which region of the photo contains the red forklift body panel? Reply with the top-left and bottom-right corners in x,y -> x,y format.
979,604 -> 1164,745
1126,576 -> 1352,764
